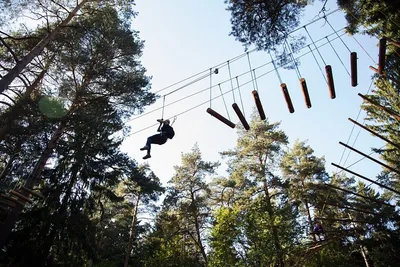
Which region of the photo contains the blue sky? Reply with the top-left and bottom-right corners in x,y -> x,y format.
122,0 -> 385,187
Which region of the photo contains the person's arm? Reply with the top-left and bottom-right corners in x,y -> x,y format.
157,121 -> 163,132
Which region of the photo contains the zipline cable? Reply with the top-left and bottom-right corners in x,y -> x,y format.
124,31 -> 347,126
125,33 -> 348,136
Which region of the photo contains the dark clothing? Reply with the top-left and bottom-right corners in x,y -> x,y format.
313,224 -> 324,234
161,124 -> 174,139
146,134 -> 168,153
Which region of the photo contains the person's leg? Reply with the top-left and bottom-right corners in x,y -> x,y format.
146,136 -> 152,153
141,135 -> 157,159
140,136 -> 153,152
142,134 -> 167,159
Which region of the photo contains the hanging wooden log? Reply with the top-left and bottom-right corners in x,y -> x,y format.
378,38 -> 387,74
9,190 -> 33,204
206,108 -> 235,128
300,78 -> 311,108
350,52 -> 358,87
252,90 -> 266,120
325,65 -> 335,99
232,103 -> 250,130
20,186 -> 45,199
280,83 -> 294,113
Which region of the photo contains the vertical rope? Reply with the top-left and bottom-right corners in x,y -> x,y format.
218,84 -> 231,120
324,17 -> 352,52
285,39 -> 302,79
308,45 -> 328,83
269,52 -> 283,84
326,36 -> 351,76
344,9 -> 378,64
161,95 -> 166,119
253,69 -> 260,91
236,77 -> 245,117
209,68 -> 212,108
247,52 -> 257,91
304,26 -> 327,66
227,60 -> 236,103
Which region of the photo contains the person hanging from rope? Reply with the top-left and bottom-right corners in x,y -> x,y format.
313,221 -> 324,240
140,118 -> 175,159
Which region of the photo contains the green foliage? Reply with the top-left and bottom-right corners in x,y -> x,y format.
38,96 -> 68,118
209,207 -> 240,267
224,0 -> 308,51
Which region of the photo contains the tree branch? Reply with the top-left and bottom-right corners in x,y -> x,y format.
0,37 -> 19,63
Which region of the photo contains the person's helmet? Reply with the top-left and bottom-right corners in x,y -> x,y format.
164,119 -> 170,125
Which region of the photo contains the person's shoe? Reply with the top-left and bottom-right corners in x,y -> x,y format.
140,146 -> 148,151
157,119 -> 163,123
143,154 -> 151,159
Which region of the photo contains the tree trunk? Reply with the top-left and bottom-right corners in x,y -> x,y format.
360,246 -> 370,267
191,191 -> 208,266
0,0 -> 89,93
301,180 -> 317,243
124,193 -> 141,267
263,179 -> 284,267
0,58 -> 52,140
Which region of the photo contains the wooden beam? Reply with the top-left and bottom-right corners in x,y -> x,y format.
331,162 -> 400,195
369,66 -> 400,84
0,200 -> 16,208
9,190 -> 33,204
323,183 -> 394,207
20,186 -> 45,199
358,93 -> 400,121
348,118 -> 400,150
315,217 -> 370,224
339,141 -> 400,175
0,194 -> 25,206
319,201 -> 378,215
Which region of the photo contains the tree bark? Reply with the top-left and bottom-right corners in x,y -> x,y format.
124,193 -> 141,267
0,0 -> 89,93
194,209 -> 208,266
263,179 -> 284,267
301,180 -> 317,243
